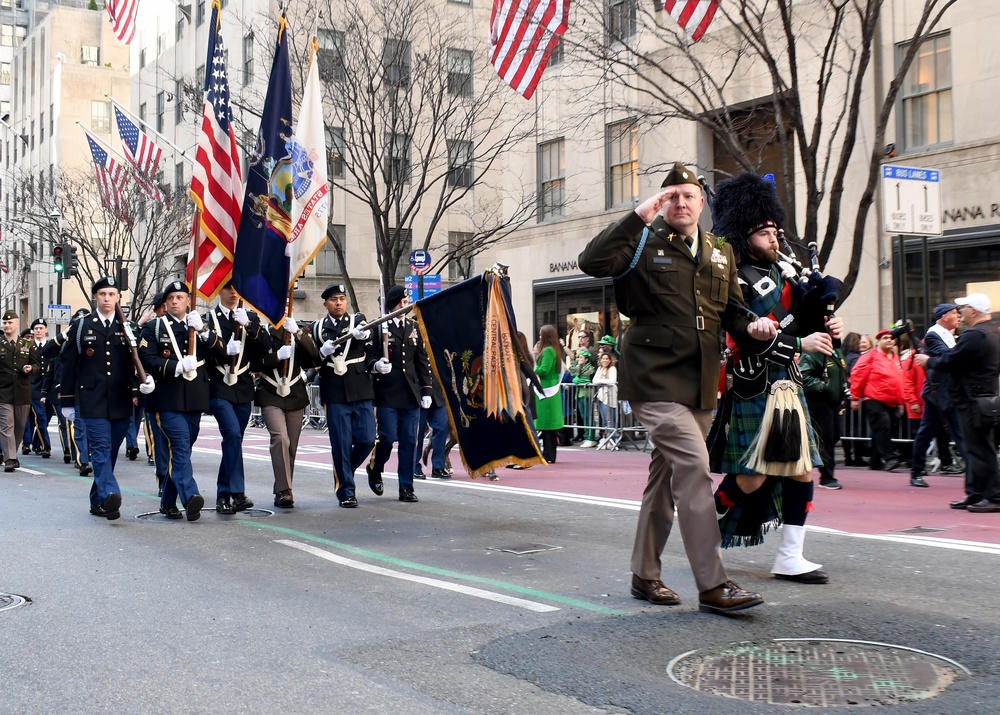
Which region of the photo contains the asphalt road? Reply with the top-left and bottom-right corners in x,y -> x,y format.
2,421 -> 998,714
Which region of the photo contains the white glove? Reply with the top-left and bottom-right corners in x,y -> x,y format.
283,316 -> 299,334
232,307 -> 250,326
373,357 -> 392,374
180,355 -> 199,373
139,375 -> 156,395
420,396 -> 432,409
319,339 -> 337,358
351,325 -> 371,341
61,331 -> 69,341
61,407 -> 75,422
185,312 -> 205,332
226,337 -> 242,355
276,344 -> 294,361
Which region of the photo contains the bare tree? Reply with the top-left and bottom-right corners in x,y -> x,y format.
568,0 -> 958,300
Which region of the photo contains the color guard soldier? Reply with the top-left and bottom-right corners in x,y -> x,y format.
45,308 -> 95,475
60,277 -> 156,520
0,310 -> 40,472
138,293 -> 169,490
23,317 -> 54,457
139,280 -> 225,521
313,283 -> 377,508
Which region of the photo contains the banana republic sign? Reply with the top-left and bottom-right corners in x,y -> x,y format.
549,260 -> 578,273
942,203 -> 1000,225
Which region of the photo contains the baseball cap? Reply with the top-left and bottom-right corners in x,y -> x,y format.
956,293 -> 991,313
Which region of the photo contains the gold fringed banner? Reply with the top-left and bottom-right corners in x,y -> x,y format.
483,275 -> 525,420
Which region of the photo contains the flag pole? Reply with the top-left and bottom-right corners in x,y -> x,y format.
106,95 -> 196,164
188,209 -> 201,361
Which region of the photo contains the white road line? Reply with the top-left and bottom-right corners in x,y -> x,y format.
15,467 -> 45,476
275,539 -> 559,613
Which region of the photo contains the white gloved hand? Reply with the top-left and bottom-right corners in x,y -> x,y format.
139,375 -> 156,395
61,406 -> 75,422
351,325 -> 371,341
420,396 -> 432,409
180,355 -> 199,373
226,337 -> 242,355
61,331 -> 69,341
232,307 -> 250,326
283,316 -> 299,335
319,339 -> 337,358
276,344 -> 294,361
185,312 -> 205,332
373,357 -> 392,374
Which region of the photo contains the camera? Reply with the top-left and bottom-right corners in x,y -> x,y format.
889,319 -> 914,340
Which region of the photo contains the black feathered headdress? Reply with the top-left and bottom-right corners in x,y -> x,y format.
711,173 -> 786,256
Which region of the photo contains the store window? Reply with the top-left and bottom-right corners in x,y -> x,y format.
899,33 -> 953,151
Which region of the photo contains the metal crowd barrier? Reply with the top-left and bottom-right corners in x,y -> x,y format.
245,384 -> 328,431
559,382 -> 649,451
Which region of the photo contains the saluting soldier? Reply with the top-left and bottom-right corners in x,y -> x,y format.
203,282 -> 270,513
23,317 -> 54,457
0,310 -> 40,472
139,280 -> 226,521
313,283 -> 377,508
366,285 -> 433,504
60,277 -> 156,520
578,162 -> 777,615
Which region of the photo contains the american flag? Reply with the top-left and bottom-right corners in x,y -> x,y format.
490,0 -> 570,99
664,0 -> 719,42
105,0 -> 139,45
114,106 -> 168,207
86,134 -> 130,223
188,2 -> 241,301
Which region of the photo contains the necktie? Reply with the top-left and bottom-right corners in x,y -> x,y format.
684,235 -> 694,249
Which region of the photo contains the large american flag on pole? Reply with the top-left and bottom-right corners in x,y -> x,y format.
105,0 -> 139,45
664,0 -> 719,42
188,0 -> 241,301
86,133 -> 130,223
490,0 -> 570,99
114,106 -> 168,207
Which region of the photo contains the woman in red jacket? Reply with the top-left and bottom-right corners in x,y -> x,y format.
850,329 -> 905,471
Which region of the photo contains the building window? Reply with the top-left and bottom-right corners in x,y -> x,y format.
39,111 -> 43,143
605,119 -> 638,209
606,0 -> 637,44
900,33 -> 953,151
326,126 -> 345,179
157,32 -> 166,56
317,29 -> 345,83
91,101 -> 112,133
549,37 -> 563,67
175,161 -> 185,198
29,120 -> 33,150
385,133 -> 410,184
139,102 -> 146,123
391,228 -> 412,282
197,0 -> 206,26
15,24 -> 24,46
175,80 -> 183,124
538,138 -> 565,220
383,38 -> 411,88
243,33 -> 254,86
139,46 -> 146,69
1,25 -> 12,47
1,62 -> 9,83
447,139 -> 473,187
314,225 -> 346,276
81,45 -> 99,66
156,91 -> 165,133
176,14 -> 184,42
448,231 -> 475,280
447,49 -> 473,97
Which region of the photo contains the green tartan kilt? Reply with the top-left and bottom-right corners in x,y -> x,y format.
710,384 -> 821,475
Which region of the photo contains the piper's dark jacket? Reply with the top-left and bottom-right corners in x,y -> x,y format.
313,312 -> 375,404
928,319 -> 1000,407
367,316 -> 432,410
254,326 -> 319,411
138,314 -> 226,413
0,336 -> 39,405
578,211 -> 756,410
58,312 -> 137,421
203,305 -> 271,404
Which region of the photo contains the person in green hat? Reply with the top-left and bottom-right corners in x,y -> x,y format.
571,348 -> 597,447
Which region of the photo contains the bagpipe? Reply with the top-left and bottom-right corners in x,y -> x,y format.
774,231 -> 844,345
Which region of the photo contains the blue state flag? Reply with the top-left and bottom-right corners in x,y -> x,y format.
232,17 -> 293,326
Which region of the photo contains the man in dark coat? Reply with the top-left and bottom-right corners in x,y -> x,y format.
23,317 -> 54,457
578,162 -> 776,615
366,285 -> 432,504
60,277 -> 156,519
0,310 -> 39,472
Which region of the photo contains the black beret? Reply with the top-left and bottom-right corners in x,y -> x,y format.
20,328 -> 31,338
73,308 -> 91,320
91,275 -> 119,294
385,285 -> 406,309
660,162 -> 701,188
162,280 -> 192,298
151,292 -> 166,308
322,283 -> 347,300
711,173 -> 787,256
30,318 -> 47,328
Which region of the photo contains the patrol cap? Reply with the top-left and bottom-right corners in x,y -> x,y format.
2,309 -> 18,321
162,280 -> 192,298
660,162 -> 701,189
91,275 -> 119,295
386,285 -> 407,309
30,318 -> 47,329
322,283 -> 347,300
72,308 -> 90,320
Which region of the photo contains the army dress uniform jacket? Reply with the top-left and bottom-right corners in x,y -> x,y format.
254,327 -> 319,411
204,305 -> 271,404
367,317 -> 432,410
314,313 -> 375,405
0,337 -> 39,405
29,340 -> 54,401
578,211 -> 756,410
138,314 -> 225,414
59,313 -> 137,421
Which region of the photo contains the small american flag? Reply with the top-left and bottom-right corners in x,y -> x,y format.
490,0 -> 570,99
664,0 -> 719,42
86,134 -> 130,223
114,106 -> 168,207
105,0 -> 139,45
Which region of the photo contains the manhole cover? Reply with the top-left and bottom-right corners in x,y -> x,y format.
486,543 -> 562,555
135,508 -> 274,521
0,593 -> 31,612
892,526 -> 947,534
668,639 -> 967,707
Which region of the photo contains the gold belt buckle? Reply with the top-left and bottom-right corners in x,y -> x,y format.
696,316 -> 705,331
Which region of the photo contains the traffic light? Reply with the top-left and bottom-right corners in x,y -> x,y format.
52,244 -> 65,274
66,246 -> 79,277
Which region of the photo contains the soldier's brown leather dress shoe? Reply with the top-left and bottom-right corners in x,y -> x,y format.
698,580 -> 764,614
630,575 -> 681,605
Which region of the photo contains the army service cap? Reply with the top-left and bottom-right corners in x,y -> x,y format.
2,310 -> 18,321
91,275 -> 119,295
660,162 -> 701,188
